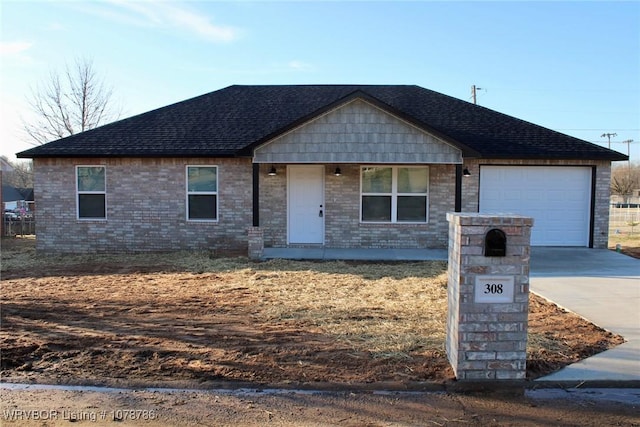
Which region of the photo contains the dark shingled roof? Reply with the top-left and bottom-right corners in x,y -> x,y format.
17,84 -> 627,161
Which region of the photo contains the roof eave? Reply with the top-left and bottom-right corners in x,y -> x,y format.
471,153 -> 629,162
18,151 -> 241,159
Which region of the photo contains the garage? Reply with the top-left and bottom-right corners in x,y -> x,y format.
479,166 -> 592,246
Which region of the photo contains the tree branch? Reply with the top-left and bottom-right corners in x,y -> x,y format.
21,57 -> 120,145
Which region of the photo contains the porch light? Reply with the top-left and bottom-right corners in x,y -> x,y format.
463,168 -> 471,177
268,166 -> 277,176
334,167 -> 342,176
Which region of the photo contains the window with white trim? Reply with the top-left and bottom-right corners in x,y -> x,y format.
77,166 -> 106,219
186,166 -> 218,221
361,166 -> 429,223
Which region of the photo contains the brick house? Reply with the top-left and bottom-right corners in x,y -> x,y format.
17,85 -> 626,255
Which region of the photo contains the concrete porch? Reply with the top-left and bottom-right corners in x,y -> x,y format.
261,247 -> 448,261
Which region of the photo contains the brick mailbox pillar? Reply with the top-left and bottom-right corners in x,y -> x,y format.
445,213 -> 534,380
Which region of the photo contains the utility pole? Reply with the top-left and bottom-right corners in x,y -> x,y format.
471,85 -> 483,105
621,139 -> 634,159
621,139 -> 635,202
622,139 -> 634,177
601,132 -> 617,149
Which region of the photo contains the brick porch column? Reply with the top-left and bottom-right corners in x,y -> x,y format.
248,226 -> 264,260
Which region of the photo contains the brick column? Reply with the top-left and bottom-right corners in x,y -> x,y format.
248,227 -> 264,260
446,213 -> 533,380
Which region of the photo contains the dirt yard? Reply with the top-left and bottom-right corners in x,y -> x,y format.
2,385 -> 639,426
0,238 -> 624,388
2,237 -> 638,426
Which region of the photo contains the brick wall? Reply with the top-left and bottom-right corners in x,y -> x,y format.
258,164 -> 287,247
259,159 -> 613,249
324,164 -> 454,248
259,164 -> 455,249
34,157 -> 613,253
33,158 -> 252,253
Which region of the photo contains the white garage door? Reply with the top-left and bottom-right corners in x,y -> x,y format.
479,166 -> 592,246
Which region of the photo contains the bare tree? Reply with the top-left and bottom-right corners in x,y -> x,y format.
611,175 -> 635,203
1,158 -> 33,188
23,57 -> 120,145
611,162 -> 640,204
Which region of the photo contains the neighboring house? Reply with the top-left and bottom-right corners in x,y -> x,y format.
17,85 -> 627,255
0,157 -> 14,236
2,185 -> 34,211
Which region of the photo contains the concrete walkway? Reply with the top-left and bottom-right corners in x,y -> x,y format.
262,247 -> 448,261
262,246 -> 640,382
530,248 -> 640,382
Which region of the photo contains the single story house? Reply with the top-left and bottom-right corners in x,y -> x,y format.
17,85 -> 626,256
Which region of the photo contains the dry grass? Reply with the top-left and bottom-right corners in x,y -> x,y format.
1,237 -> 448,360
248,259 -> 449,358
608,227 -> 640,259
0,236 -> 243,273
608,230 -> 640,248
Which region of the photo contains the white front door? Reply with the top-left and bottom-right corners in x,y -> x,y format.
288,165 -> 324,244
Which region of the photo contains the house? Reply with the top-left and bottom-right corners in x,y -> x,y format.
17,85 -> 627,256
0,157 -> 14,236
2,185 -> 34,212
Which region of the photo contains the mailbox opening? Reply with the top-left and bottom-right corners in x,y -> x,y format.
485,228 -> 507,257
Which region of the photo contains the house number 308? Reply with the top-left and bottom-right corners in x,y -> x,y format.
475,276 -> 514,303
484,283 -> 503,294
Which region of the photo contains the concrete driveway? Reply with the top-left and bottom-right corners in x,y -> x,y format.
530,247 -> 640,382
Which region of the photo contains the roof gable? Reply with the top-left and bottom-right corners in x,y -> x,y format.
254,98 -> 462,164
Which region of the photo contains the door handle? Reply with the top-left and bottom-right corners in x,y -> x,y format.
319,204 -> 323,218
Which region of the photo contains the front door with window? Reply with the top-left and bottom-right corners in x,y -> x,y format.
288,165 -> 324,244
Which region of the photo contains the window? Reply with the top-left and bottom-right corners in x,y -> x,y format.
186,166 -> 218,221
361,166 -> 428,223
77,166 -> 106,219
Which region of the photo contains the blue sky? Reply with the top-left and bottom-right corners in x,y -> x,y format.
1,1 -> 639,161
